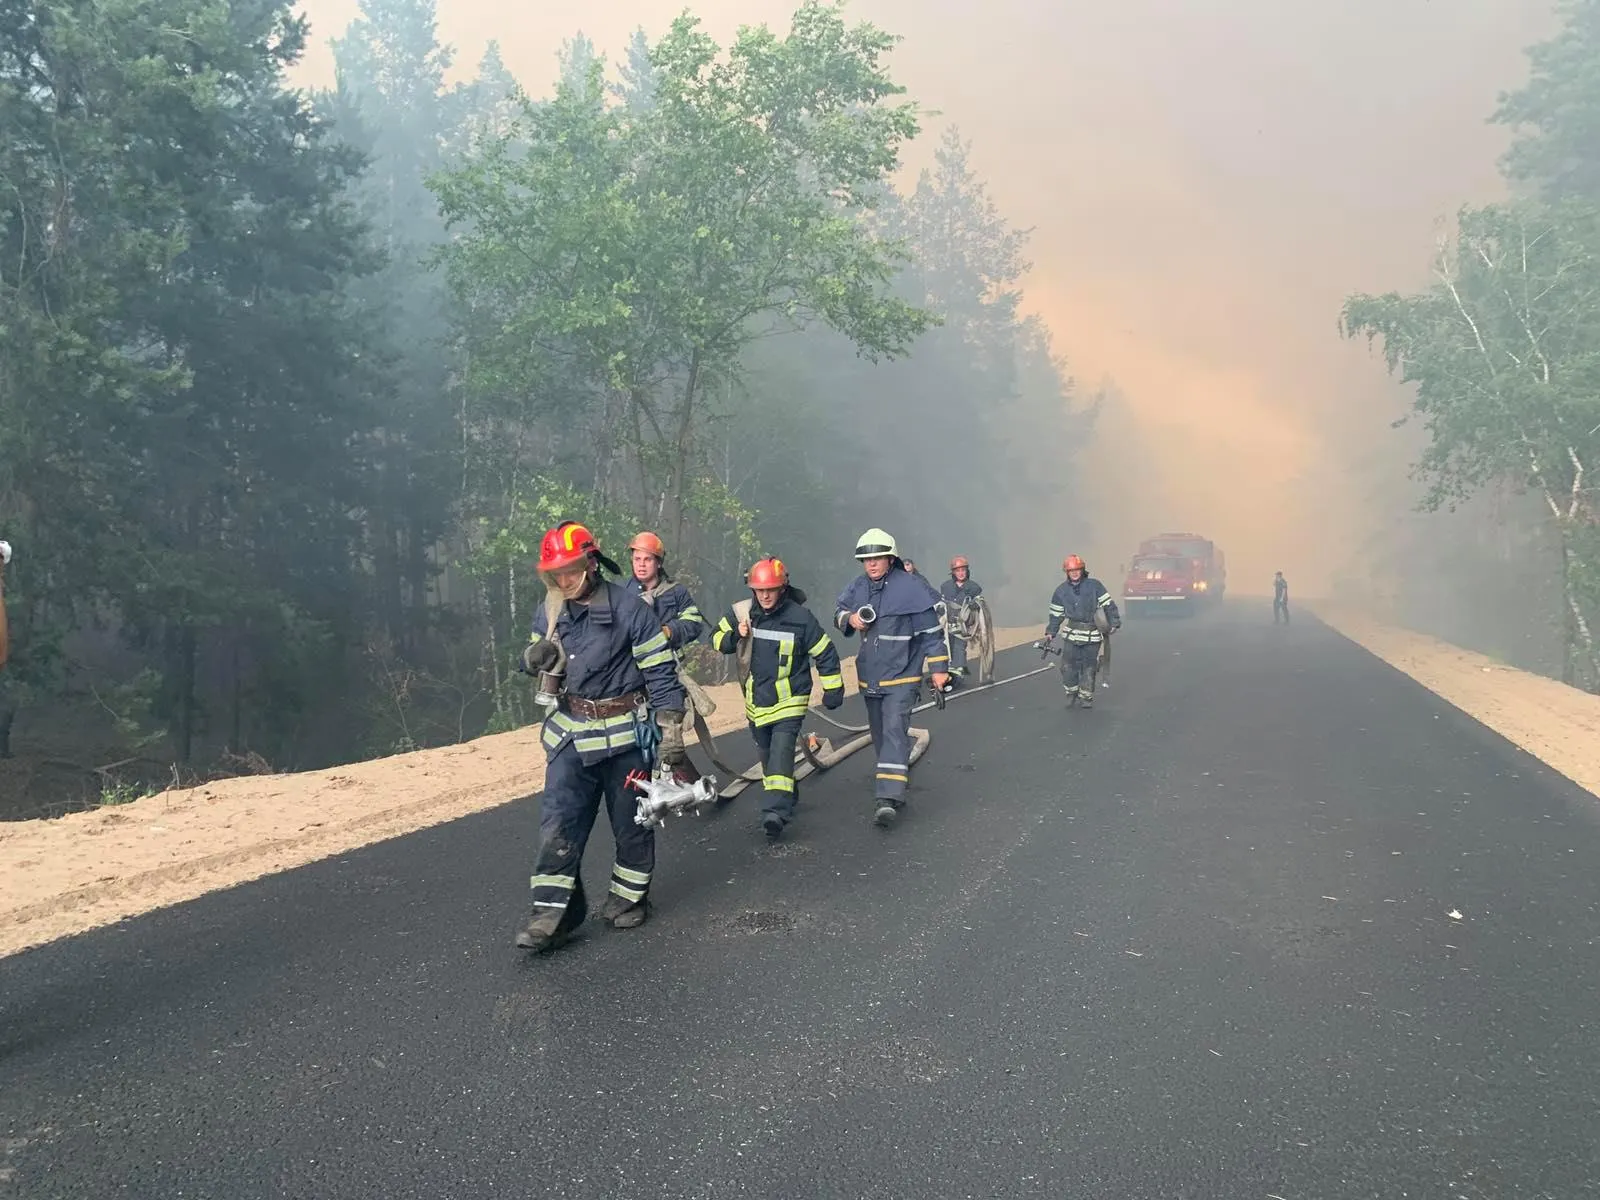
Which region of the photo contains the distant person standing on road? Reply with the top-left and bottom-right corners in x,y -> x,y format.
1273,571 -> 1289,624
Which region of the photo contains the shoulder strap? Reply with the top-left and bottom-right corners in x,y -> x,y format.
731,598 -> 755,684
542,586 -> 567,656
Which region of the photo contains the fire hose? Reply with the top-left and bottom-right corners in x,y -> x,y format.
629,634 -> 1065,822
713,654 -> 1056,802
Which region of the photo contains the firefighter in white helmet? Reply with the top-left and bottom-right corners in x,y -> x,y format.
834,528 -> 948,827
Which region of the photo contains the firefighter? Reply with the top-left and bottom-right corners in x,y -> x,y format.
626,531 -> 712,782
835,528 -> 949,827
710,557 -> 844,840
940,555 -> 984,681
1273,571 -> 1290,624
1042,554 -> 1121,708
626,531 -> 708,652
514,520 -> 688,953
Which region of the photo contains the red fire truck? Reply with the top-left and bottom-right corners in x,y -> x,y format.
1121,533 -> 1226,616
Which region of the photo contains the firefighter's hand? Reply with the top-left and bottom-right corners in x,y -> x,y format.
848,612 -> 867,632
931,671 -> 950,691
822,689 -> 843,710
519,640 -> 559,676
737,620 -> 751,639
656,712 -> 686,766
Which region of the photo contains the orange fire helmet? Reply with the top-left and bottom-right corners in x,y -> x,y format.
628,531 -> 666,560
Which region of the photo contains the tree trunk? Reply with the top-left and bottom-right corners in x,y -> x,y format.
0,681 -> 16,758
166,622 -> 198,762
1559,531 -> 1600,689
231,632 -> 243,752
405,514 -> 430,655
629,387 -> 658,519
667,348 -> 703,552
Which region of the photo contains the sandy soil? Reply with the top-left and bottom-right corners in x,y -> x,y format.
0,626 -> 1043,958
1313,603 -> 1600,803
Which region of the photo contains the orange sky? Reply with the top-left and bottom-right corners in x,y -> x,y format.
289,0 -> 1553,594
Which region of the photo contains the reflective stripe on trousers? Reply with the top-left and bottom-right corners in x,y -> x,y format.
864,686 -> 916,801
529,742 -> 655,926
947,632 -> 969,673
751,716 -> 802,822
1059,641 -> 1098,700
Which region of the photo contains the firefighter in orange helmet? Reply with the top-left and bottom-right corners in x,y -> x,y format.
940,555 -> 984,681
626,531 -> 712,783
1041,554 -> 1120,707
710,557 -> 843,839
626,531 -> 708,652
513,520 -> 687,952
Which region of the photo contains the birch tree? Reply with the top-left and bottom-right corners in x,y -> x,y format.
1342,200 -> 1600,685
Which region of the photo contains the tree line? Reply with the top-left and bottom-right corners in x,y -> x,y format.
1342,0 -> 1600,690
0,0 -> 1089,801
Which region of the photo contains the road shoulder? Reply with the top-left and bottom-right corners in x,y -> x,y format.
0,626 -> 1041,958
1312,602 -> 1600,804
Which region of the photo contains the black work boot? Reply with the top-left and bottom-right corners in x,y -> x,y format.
762,814 -> 784,840
606,898 -> 650,930
873,801 -> 899,828
515,908 -> 574,952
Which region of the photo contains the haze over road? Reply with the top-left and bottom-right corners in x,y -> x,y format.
3,605 -> 1597,1198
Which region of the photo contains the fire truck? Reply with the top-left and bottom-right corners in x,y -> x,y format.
1121,533 -> 1226,616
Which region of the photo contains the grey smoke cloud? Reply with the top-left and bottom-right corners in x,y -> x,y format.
290,0 -> 1551,593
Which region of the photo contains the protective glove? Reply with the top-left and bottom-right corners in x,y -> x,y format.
656,711 -> 686,765
519,639 -> 560,676
822,689 -> 844,711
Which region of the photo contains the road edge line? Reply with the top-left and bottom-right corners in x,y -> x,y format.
1309,601 -> 1600,802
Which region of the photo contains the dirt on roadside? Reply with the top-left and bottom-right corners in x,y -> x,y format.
0,627 -> 1043,958
1313,602 -> 1600,807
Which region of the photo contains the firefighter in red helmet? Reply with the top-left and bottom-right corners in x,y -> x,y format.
1041,554 -> 1120,708
513,520 -> 688,952
710,557 -> 843,840
940,555 -> 984,682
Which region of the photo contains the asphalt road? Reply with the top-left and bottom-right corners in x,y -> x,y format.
3,602 -> 1599,1199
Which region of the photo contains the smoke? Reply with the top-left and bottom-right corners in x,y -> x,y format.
290,0 -> 1552,597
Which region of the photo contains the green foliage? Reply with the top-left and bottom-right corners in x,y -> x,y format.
430,0 -> 937,586
1494,0 -> 1600,198
0,0 -> 1094,795
98,779 -> 157,808
1342,200 -> 1600,512
1343,197 -> 1600,686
